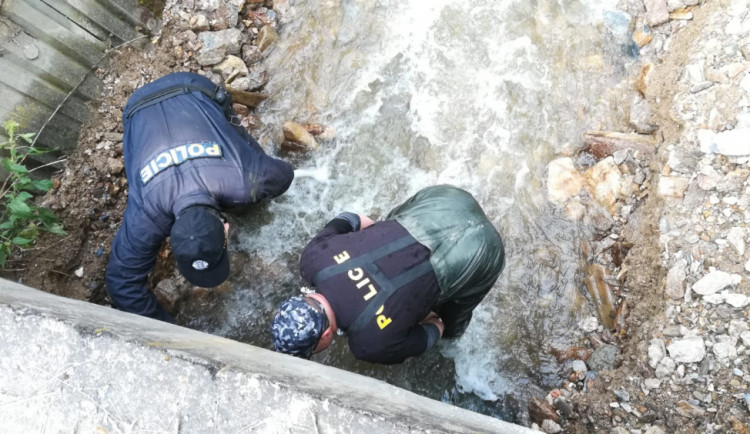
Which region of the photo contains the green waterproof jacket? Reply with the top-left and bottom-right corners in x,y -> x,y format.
387,185 -> 505,302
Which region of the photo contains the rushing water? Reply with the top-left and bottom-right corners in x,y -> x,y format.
178,0 -> 637,422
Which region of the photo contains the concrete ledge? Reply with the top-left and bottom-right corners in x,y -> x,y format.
0,279 -> 532,433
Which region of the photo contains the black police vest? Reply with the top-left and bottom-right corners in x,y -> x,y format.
311,235 -> 434,333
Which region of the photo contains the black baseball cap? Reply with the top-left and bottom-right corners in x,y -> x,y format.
170,206 -> 229,287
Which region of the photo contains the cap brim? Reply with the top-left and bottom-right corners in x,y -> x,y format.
177,248 -> 230,288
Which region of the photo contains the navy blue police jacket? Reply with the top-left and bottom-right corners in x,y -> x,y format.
106,72 -> 294,322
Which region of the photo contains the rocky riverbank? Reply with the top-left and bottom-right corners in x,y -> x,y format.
534,1 -> 750,432
3,0 -> 749,432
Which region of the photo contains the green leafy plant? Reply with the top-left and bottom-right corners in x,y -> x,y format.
0,120 -> 65,268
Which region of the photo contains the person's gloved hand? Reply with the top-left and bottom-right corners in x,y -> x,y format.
334,212 -> 361,231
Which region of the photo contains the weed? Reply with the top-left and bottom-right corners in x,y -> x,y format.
0,120 -> 65,267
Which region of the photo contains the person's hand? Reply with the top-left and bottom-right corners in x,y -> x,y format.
358,214 -> 375,229
420,311 -> 444,337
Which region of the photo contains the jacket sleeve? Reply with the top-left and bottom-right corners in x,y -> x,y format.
105,206 -> 173,322
255,155 -> 294,200
298,215 -> 360,283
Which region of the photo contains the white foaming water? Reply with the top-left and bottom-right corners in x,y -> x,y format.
210,0 -> 634,416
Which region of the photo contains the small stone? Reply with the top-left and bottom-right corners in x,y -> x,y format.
713,337 -> 738,361
529,397 -> 559,425
648,338 -> 666,368
197,29 -> 243,66
74,267 -> 84,278
667,336 -> 706,363
727,227 -> 746,255
665,259 -> 687,299
283,122 -> 319,151
697,166 -> 722,190
734,368 -> 744,377
633,29 -> 653,47
541,419 -> 563,434
614,388 -> 630,402
741,331 -> 750,346
690,81 -> 714,93
578,316 -> 599,333
692,269 -> 742,295
213,55 -> 249,79
629,96 -> 658,133
676,400 -> 706,418
188,14 -> 210,31
658,176 -> 689,198
636,63 -> 653,95
644,378 -> 661,389
588,344 -> 617,372
644,0 -> 670,26
669,11 -> 693,20
655,357 -> 676,378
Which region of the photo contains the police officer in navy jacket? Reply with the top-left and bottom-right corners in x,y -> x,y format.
106,72 -> 294,322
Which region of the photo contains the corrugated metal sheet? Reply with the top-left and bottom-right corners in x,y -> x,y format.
0,0 -> 159,166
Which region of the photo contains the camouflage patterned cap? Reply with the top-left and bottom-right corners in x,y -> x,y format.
270,295 -> 327,359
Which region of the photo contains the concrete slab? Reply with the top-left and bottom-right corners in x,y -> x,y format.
0,279 -> 533,433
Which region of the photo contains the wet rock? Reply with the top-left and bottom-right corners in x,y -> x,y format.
665,259 -> 687,299
629,96 -> 658,134
213,55 -> 249,79
584,157 -> 623,214
588,344 -> 617,372
692,269 -> 742,295
584,265 -> 617,330
648,338 -> 666,368
227,88 -> 268,108
229,69 -> 268,91
283,122 -> 319,151
197,29 -> 242,65
541,419 -> 562,434
232,103 -> 250,117
256,25 -> 279,52
675,400 -> 705,418
547,158 -> 583,205
154,279 -> 182,312
241,44 -> 262,66
658,176 -> 689,198
667,336 -> 705,363
550,346 -> 592,363
529,397 -> 558,425
698,129 -> 750,156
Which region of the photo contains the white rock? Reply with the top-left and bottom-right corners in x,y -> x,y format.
666,259 -> 687,299
541,419 -> 563,434
699,129 -> 750,156
724,292 -> 750,308
644,378 -> 661,389
713,337 -> 738,361
656,357 -> 676,378
697,166 -> 722,190
729,320 -> 749,337
666,0 -> 685,11
584,157 -> 623,213
648,338 -> 666,368
74,267 -> 84,278
741,331 -> 750,347
579,317 -> 599,333
644,0 -> 670,26
547,158 -> 583,204
692,269 -> 742,295
667,336 -> 706,363
645,426 -> 666,434
658,176 -> 689,198
745,258 -> 750,273
685,63 -> 705,85
727,227 -> 746,255
702,293 -> 727,305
